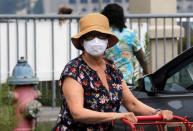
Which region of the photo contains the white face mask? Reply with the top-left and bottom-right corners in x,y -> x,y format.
83,37 -> 108,56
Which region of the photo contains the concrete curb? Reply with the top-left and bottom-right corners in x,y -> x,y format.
37,107 -> 60,122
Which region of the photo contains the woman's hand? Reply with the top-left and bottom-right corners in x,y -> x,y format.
115,112 -> 138,123
156,110 -> 173,121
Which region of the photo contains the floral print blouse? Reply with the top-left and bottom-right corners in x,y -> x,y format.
59,55 -> 123,131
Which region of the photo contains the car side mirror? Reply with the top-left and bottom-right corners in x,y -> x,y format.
144,76 -> 155,93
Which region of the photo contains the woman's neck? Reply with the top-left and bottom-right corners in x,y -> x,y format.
82,53 -> 105,70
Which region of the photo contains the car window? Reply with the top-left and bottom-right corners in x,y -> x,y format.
164,62 -> 193,92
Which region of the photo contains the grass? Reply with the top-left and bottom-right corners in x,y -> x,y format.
0,84 -> 16,131
37,81 -> 61,107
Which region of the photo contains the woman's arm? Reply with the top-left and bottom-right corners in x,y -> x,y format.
122,80 -> 156,115
62,77 -> 137,124
122,80 -> 173,120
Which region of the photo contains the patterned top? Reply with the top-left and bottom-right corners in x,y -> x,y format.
105,28 -> 142,85
59,55 -> 123,131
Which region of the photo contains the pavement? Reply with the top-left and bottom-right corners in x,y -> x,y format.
37,106 -> 60,122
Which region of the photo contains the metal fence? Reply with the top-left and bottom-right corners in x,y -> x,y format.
0,14 -> 193,107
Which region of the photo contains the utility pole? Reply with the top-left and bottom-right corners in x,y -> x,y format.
26,0 -> 37,14
98,0 -> 103,11
26,0 -> 31,14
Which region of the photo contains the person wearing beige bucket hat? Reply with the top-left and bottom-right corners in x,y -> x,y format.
54,13 -> 173,131
71,13 -> 118,50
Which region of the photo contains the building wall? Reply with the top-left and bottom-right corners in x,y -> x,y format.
177,0 -> 193,12
44,0 -> 129,14
45,0 -> 193,15
1,0 -> 193,14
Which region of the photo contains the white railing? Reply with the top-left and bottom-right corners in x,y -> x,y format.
0,14 -> 192,106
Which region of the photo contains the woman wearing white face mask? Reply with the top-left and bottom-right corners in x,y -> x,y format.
83,34 -> 108,57
54,13 -> 173,131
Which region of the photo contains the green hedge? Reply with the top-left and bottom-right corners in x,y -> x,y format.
0,85 -> 16,130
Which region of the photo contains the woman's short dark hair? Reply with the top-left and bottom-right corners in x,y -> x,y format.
101,3 -> 126,32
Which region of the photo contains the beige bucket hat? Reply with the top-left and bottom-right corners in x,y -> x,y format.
71,13 -> 118,50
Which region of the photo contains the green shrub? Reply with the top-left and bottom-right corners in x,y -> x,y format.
0,84 -> 16,130
180,36 -> 193,52
35,122 -> 54,131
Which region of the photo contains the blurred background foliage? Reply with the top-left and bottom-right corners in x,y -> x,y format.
0,84 -> 16,130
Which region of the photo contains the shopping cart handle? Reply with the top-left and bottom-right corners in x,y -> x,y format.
122,115 -> 188,123
137,115 -> 163,121
137,115 -> 188,121
121,115 -> 192,131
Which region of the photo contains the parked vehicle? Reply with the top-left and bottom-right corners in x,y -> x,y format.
114,46 -> 193,130
136,46 -> 193,121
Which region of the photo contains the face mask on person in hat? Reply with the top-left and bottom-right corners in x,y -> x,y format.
83,37 -> 108,57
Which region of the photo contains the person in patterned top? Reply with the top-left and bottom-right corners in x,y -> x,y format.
53,13 -> 173,131
101,3 -> 149,86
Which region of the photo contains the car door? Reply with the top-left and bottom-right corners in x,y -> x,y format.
134,46 -> 193,121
